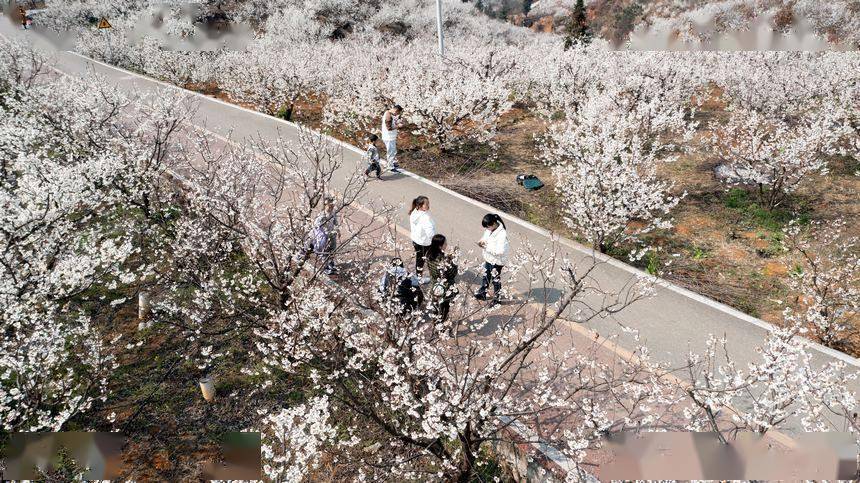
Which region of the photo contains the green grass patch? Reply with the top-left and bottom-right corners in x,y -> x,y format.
722,187 -> 809,232
691,245 -> 709,260
645,251 -> 660,275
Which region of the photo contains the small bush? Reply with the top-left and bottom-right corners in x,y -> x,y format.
645,251 -> 660,275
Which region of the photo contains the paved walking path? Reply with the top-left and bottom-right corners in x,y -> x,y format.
5,17 -> 859,437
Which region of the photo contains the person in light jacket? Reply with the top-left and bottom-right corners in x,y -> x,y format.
381,105 -> 403,172
409,196 -> 435,283
474,213 -> 509,306
311,197 -> 338,274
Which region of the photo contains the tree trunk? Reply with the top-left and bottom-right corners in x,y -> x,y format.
455,430 -> 478,482
455,446 -> 477,482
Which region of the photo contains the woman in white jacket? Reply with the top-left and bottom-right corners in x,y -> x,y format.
409,196 -> 436,282
475,213 -> 509,305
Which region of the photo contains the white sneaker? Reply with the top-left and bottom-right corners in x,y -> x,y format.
419,276 -> 431,285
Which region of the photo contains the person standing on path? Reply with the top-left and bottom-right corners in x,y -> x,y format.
311,197 -> 339,275
427,234 -> 459,324
409,196 -> 435,283
474,214 -> 509,306
364,133 -> 382,179
381,104 -> 403,173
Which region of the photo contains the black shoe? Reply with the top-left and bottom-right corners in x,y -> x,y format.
474,293 -> 487,301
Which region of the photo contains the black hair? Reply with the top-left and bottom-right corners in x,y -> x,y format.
427,234 -> 446,262
391,257 -> 403,267
368,133 -> 378,142
409,196 -> 429,214
393,104 -> 403,111
481,213 -> 506,230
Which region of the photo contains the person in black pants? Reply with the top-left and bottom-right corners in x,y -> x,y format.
474,214 -> 509,306
408,196 -> 436,283
427,234 -> 458,323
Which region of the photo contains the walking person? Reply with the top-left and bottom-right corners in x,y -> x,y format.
474,214 -> 509,306
427,234 -> 459,324
311,197 -> 339,275
381,104 -> 403,173
409,196 -> 435,283
364,133 -> 383,179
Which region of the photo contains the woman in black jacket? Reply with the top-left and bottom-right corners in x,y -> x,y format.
426,234 -> 458,324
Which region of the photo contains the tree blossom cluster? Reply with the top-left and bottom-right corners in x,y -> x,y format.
540,88 -> 687,255
783,219 -> 860,349
709,107 -> 837,210
684,323 -> 858,438
644,0 -> 860,48
0,38 -> 187,431
260,396 -> 338,482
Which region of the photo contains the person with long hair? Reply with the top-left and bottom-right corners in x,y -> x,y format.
409,196 -> 435,283
427,234 -> 458,323
474,213 -> 509,306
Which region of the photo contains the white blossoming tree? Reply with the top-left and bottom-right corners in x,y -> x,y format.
710,107 -> 838,210
684,323 -> 857,440
218,38 -> 322,120
324,37 -> 516,151
252,245 -> 681,481
0,39 -> 191,431
783,219 -> 860,348
833,80 -> 860,161
542,89 -> 687,255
